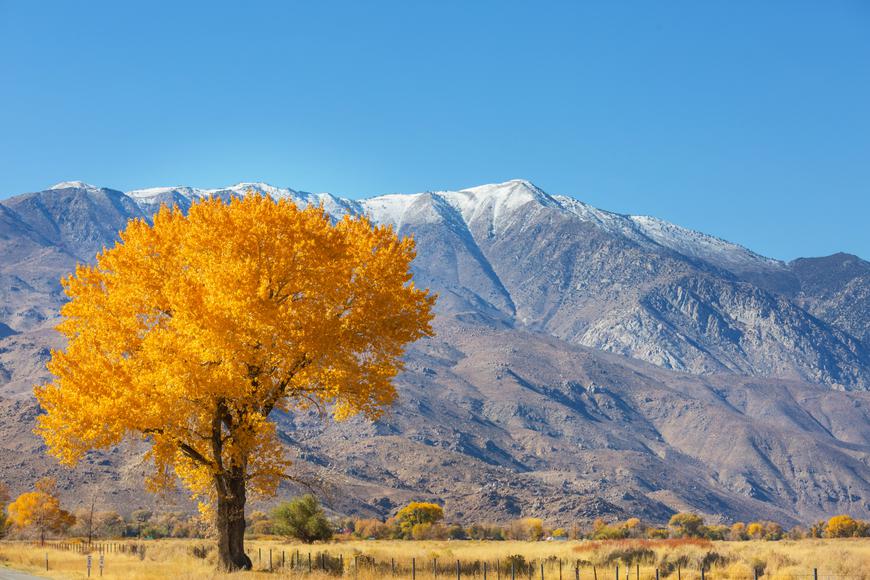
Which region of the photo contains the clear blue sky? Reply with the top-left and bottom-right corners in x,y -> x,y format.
1,1 -> 868,261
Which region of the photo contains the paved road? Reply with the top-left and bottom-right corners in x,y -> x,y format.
0,568 -> 47,580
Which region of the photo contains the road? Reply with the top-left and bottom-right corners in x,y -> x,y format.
0,568 -> 47,580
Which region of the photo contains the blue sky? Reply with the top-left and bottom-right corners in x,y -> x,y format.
1,1 -> 868,260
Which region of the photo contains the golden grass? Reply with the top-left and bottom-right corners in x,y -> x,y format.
0,538 -> 868,580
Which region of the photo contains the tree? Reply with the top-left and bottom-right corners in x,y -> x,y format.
730,522 -> 748,541
668,513 -> 705,538
34,196 -> 435,570
0,482 -> 9,539
271,494 -> 332,543
6,478 -> 75,544
394,502 -> 444,538
826,514 -> 859,538
746,522 -> 764,539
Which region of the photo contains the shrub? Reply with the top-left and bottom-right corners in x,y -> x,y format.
272,495 -> 333,543
668,513 -> 705,538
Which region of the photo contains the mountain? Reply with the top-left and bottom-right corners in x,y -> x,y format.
1,179 -> 870,525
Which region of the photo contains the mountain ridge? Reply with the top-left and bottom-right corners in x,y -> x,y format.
3,179 -> 870,525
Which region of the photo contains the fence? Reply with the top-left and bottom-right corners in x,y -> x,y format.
27,542 -> 863,580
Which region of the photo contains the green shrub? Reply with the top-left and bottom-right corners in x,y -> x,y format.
272,494 -> 333,543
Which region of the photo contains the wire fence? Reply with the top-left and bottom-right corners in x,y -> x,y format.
26,542 -> 868,580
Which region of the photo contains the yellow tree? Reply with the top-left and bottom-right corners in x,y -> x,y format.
394,501 -> 444,538
826,514 -> 859,538
35,195 -> 435,570
6,478 -> 75,544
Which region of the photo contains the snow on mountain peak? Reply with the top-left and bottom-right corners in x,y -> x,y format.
50,178 -> 783,274
628,214 -> 783,271
49,181 -> 102,192
439,179 -> 558,230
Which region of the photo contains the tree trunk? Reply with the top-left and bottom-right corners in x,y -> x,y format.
215,470 -> 251,571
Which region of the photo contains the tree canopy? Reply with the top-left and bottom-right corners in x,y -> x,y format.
35,195 -> 435,569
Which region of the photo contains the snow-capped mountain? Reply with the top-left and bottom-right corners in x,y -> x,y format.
3,177 -> 870,525
124,178 -> 782,278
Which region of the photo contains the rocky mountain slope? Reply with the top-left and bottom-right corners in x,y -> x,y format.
1,179 -> 870,525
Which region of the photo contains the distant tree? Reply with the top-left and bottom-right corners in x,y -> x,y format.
247,511 -> 273,536
94,511 -> 126,538
395,502 -> 444,538
624,518 -> 643,538
7,478 -> 75,544
272,495 -> 333,543
353,518 -> 390,539
704,524 -> 729,541
0,482 -> 9,539
787,525 -> 808,540
763,521 -> 784,540
826,515 -> 859,538
447,523 -> 467,540
730,522 -> 748,541
746,522 -> 764,539
668,513 -> 705,538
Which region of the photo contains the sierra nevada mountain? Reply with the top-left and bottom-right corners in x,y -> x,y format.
1,179 -> 870,525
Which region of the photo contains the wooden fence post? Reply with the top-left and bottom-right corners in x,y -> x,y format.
412,557 -> 416,580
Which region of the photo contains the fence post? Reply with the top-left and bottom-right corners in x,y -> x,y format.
45,553 -> 48,571
434,557 -> 438,578
655,569 -> 659,580
87,554 -> 92,578
511,560 -> 515,580
541,562 -> 545,580
457,559 -> 461,580
636,564 -> 639,580
754,568 -> 758,580
814,569 -> 818,580
269,548 -> 273,571
308,552 -> 312,573
484,561 -> 488,580
616,565 -> 619,580
700,565 -> 705,580
412,557 -> 416,580
258,547 -> 261,565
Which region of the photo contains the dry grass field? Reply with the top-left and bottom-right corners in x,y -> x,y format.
0,538 -> 868,580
